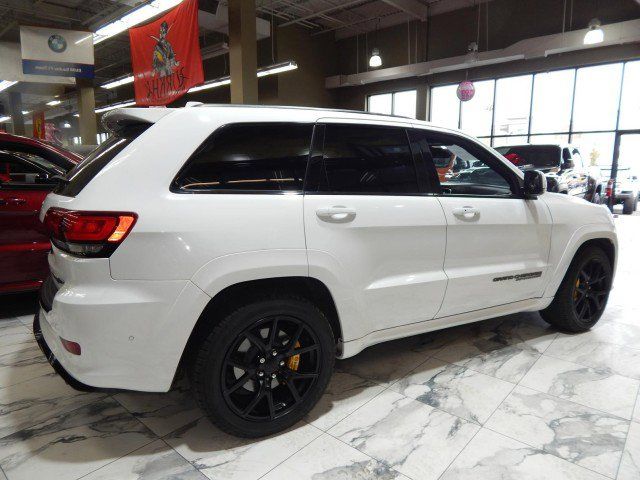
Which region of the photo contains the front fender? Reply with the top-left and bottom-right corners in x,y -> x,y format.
542,224 -> 617,298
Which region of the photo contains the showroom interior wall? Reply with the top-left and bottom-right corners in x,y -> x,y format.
332,0 -> 640,113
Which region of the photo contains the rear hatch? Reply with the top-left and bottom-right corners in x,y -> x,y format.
39,108 -> 173,287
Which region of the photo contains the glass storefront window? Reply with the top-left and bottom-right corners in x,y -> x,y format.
530,69 -> 574,134
529,134 -> 569,145
393,90 -> 417,118
430,85 -> 460,129
368,93 -> 392,115
619,61 -> 640,130
573,63 -> 623,132
367,91 -> 417,118
494,75 -> 532,136
571,132 -> 616,170
460,80 -> 494,137
492,136 -> 528,147
617,134 -> 640,174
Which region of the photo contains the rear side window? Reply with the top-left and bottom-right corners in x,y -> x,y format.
309,124 -> 419,194
55,124 -> 149,197
172,123 -> 313,192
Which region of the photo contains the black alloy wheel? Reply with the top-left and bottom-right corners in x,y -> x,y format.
190,295 -> 334,438
221,315 -> 321,422
572,258 -> 610,323
540,246 -> 612,332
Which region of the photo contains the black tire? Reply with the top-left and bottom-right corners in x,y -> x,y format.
189,295 -> 335,438
540,246 -> 612,332
623,197 -> 634,215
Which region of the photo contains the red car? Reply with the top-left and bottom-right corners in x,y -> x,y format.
0,133 -> 81,294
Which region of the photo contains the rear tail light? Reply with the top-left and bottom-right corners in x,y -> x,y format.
606,179 -> 614,198
43,208 -> 137,258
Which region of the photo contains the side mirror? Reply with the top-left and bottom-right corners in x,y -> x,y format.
523,170 -> 547,197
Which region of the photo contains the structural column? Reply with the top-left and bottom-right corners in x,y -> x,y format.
76,78 -> 97,145
228,0 -> 258,104
416,84 -> 428,121
8,91 -> 25,136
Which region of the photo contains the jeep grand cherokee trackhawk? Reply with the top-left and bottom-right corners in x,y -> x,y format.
35,105 -> 617,438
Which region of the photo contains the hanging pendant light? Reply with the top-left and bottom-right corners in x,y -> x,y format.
584,18 -> 604,44
369,18 -> 382,68
369,48 -> 382,68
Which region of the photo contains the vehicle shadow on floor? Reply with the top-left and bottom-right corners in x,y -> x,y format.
0,291 -> 38,319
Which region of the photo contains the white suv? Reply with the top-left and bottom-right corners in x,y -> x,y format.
35,105 -> 617,438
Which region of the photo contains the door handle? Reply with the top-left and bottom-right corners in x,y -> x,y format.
452,206 -> 479,220
7,198 -> 26,206
316,206 -> 356,223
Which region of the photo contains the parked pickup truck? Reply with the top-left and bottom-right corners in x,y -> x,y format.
496,144 -> 604,204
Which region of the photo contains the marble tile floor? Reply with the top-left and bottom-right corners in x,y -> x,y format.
0,215 -> 638,480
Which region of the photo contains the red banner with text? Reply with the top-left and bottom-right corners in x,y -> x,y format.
129,0 -> 203,106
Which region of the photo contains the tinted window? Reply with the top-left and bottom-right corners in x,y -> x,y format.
495,145 -> 561,169
55,124 -> 149,197
173,123 -> 313,192
0,153 -> 58,186
313,124 -> 418,194
423,132 -> 514,197
0,141 -> 77,171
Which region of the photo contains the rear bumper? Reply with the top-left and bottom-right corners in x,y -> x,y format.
37,254 -> 211,392
33,310 -> 96,392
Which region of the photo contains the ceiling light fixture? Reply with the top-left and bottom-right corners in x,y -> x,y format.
101,74 -> 135,89
256,61 -> 298,77
47,99 -> 61,106
95,100 -> 136,114
584,18 -> 604,44
466,42 -> 479,63
93,0 -> 183,44
369,18 -> 382,69
0,116 -> 11,123
188,61 -> 298,93
188,77 -> 231,93
103,61 -> 299,96
369,48 -> 382,68
21,110 -> 30,115
0,80 -> 17,93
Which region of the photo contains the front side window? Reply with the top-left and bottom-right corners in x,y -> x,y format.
310,124 -> 419,194
173,123 -> 313,192
422,132 -> 515,197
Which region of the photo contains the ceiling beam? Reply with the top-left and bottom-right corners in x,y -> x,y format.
381,0 -> 428,21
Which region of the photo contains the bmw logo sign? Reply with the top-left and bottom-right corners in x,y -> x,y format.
48,34 -> 67,53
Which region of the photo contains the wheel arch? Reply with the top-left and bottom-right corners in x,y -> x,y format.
177,276 -> 343,379
543,230 -> 617,299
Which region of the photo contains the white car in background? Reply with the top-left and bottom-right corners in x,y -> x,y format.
611,170 -> 639,214
35,105 -> 617,438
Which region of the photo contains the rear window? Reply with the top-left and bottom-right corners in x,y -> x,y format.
54,124 -> 149,197
495,145 -> 561,169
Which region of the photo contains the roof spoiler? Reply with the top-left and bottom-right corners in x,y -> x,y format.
101,108 -> 173,135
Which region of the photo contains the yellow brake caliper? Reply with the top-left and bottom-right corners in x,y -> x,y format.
574,278 -> 580,300
287,341 -> 301,371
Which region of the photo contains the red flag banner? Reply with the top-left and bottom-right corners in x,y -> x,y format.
129,0 -> 203,106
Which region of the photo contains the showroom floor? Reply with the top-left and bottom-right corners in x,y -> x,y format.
0,214 -> 638,480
